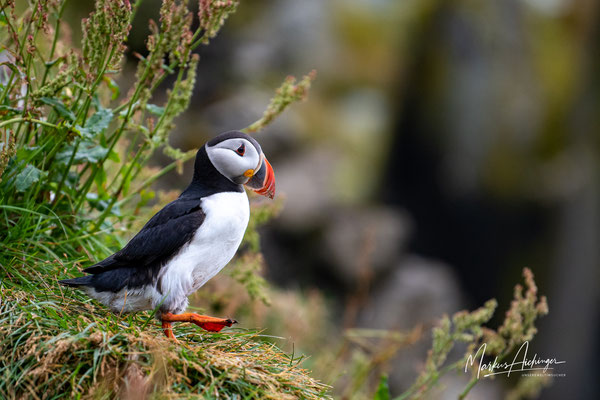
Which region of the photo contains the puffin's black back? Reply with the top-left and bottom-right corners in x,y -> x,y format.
59,142 -> 244,293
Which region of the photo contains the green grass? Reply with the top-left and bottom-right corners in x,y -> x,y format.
0,288 -> 330,399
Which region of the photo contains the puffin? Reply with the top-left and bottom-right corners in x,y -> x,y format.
59,131 -> 275,339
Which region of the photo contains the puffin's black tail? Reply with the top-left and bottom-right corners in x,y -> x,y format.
59,276 -> 92,287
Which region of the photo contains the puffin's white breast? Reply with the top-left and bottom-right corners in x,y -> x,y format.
155,191 -> 250,313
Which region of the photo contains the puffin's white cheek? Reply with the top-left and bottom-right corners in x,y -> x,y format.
208,149 -> 244,180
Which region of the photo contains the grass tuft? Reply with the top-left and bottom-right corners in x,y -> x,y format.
0,285 -> 331,399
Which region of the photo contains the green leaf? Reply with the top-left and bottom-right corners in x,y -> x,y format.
15,164 -> 47,192
95,167 -> 107,196
0,105 -> 20,115
107,149 -> 120,163
0,10 -> 7,26
136,189 -> 155,209
39,97 -> 76,121
84,108 -> 113,136
15,146 -> 39,161
56,142 -> 109,165
374,375 -> 390,400
77,145 -> 109,163
146,103 -> 165,116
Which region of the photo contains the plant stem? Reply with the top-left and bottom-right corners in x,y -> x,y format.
0,117 -> 59,130
40,0 -> 68,87
458,377 -> 479,400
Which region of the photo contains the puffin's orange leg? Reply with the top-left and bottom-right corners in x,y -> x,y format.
161,312 -> 237,334
162,321 -> 179,341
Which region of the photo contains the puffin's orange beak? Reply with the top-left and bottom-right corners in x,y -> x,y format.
245,156 -> 275,199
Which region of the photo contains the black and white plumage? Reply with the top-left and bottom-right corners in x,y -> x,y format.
60,131 -> 275,335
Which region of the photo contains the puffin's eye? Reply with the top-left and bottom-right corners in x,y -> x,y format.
236,144 -> 245,156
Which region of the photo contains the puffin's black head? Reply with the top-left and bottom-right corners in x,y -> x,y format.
202,131 -> 275,199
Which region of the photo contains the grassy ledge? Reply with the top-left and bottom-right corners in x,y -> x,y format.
0,284 -> 330,399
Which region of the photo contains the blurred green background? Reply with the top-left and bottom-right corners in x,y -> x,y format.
64,0 -> 600,398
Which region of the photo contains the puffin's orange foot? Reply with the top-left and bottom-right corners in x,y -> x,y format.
161,312 -> 237,338
193,316 -> 237,332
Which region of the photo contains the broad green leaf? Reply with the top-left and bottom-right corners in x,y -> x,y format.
15,146 -> 39,161
146,103 -> 165,116
56,142 -> 109,165
39,97 -> 76,121
15,164 -> 47,192
85,108 -> 113,136
0,10 -> 7,26
77,145 -> 109,163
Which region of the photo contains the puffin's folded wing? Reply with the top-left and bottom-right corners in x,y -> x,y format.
83,198 -> 206,274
